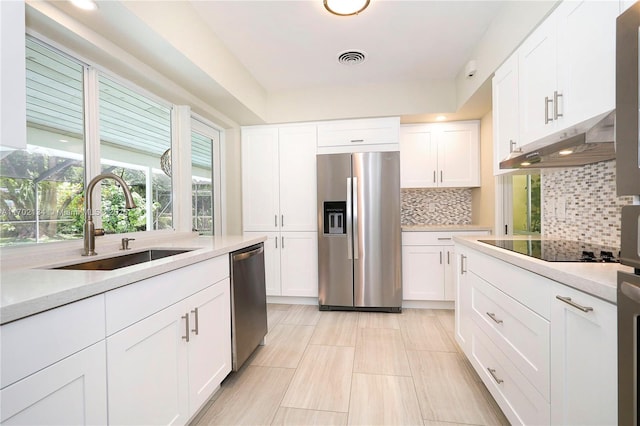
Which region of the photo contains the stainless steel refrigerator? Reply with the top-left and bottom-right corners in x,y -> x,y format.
317,151 -> 402,312
616,6 -> 640,425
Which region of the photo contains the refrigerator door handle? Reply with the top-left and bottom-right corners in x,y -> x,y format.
346,177 -> 353,260
352,177 -> 359,260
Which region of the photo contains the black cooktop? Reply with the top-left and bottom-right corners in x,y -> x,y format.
478,239 -> 620,263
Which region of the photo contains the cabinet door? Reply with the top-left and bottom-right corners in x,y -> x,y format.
242,127 -> 280,231
280,231 -> 318,297
437,122 -> 480,187
401,245 -> 445,300
278,125 -> 317,231
518,14 -> 558,145
556,0 -> 617,128
0,342 -> 107,425
455,248 -> 471,351
492,55 -> 519,175
244,232 -> 281,296
550,285 -> 617,425
399,125 -> 438,188
107,301 -> 189,426
0,0 -> 26,150
187,280 -> 231,416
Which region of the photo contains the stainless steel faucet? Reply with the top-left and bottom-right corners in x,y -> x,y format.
83,173 -> 137,256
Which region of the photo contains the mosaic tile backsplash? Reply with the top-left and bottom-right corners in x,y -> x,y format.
541,160 -> 633,248
401,188 -> 472,225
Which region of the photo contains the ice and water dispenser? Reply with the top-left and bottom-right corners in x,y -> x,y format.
323,201 -> 346,235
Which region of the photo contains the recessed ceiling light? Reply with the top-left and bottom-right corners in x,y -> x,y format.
436,115 -> 447,121
70,0 -> 97,11
324,0 -> 370,16
559,150 -> 573,155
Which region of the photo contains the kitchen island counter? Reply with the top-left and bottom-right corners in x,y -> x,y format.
454,236 -> 631,303
0,233 -> 266,324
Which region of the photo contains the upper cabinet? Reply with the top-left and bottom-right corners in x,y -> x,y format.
0,0 -> 26,150
241,124 -> 317,232
317,117 -> 400,154
494,0 -> 618,174
400,121 -> 480,188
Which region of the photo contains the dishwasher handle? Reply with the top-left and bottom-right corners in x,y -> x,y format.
233,245 -> 264,262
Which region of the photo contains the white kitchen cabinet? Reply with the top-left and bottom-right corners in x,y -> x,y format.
517,0 -> 617,146
0,341 -> 107,425
455,246 -> 472,352
0,0 -> 26,151
245,231 -> 318,298
400,121 -> 480,188
550,284 -> 617,426
492,54 -> 519,175
242,124 -> 317,232
317,117 -> 400,153
107,279 -> 231,425
402,230 -> 489,301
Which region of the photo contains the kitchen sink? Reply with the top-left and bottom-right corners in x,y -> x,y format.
53,249 -> 194,271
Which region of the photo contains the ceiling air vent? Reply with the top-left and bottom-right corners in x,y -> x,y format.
337,50 -> 367,65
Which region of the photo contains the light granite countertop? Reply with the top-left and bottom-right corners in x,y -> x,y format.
454,236 -> 630,304
402,224 -> 493,233
0,233 -> 266,325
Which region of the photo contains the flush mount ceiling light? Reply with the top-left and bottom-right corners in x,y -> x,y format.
324,0 -> 370,16
70,0 -> 98,11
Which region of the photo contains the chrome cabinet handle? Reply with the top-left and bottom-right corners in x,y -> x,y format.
191,307 -> 199,335
556,295 -> 593,312
350,139 -> 364,143
275,237 -> 278,248
440,251 -> 443,264
182,314 -> 190,342
488,368 -> 504,384
437,237 -> 452,241
486,312 -> 503,324
433,171 -> 436,183
553,91 -> 563,119
460,254 -> 467,274
447,251 -> 450,265
281,236 -> 284,249
545,96 -> 553,124
274,215 -> 277,227
281,214 -> 284,227
440,170 -> 443,182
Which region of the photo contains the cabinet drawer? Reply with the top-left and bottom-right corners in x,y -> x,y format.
1,294 -> 106,388
470,325 -> 550,426
403,231 -> 489,246
467,249 -> 552,319
105,256 -> 229,335
317,117 -> 399,147
470,272 -> 550,400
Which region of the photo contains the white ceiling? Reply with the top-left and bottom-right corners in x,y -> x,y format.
31,0 -> 555,126
191,1 -> 504,93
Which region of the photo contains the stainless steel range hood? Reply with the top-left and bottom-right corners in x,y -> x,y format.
500,110 -> 616,169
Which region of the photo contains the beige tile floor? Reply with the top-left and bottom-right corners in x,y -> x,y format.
192,305 -> 510,426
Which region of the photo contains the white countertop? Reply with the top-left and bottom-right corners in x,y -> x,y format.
454,236 -> 631,304
0,233 -> 266,324
402,224 -> 493,232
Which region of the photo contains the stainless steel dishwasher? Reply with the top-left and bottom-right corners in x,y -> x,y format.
230,242 -> 268,371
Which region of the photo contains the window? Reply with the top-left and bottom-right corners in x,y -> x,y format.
98,75 -> 173,232
191,118 -> 222,235
509,173 -> 541,236
0,38 -> 85,245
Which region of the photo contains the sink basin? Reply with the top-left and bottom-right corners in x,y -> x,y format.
54,249 -> 193,271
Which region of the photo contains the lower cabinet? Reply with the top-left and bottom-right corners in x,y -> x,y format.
107,279 -> 231,425
0,341 -> 108,425
550,284 -> 617,426
402,230 -> 490,301
455,243 -> 618,425
245,231 -> 318,297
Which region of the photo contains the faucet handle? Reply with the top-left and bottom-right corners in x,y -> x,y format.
94,228 -> 105,236
120,237 -> 136,251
